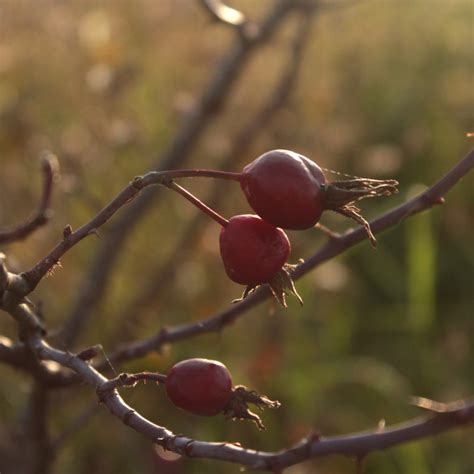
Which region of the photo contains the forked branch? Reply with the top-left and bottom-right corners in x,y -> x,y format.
0,153 -> 59,245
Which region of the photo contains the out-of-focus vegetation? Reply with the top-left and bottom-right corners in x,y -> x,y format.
0,1 -> 472,473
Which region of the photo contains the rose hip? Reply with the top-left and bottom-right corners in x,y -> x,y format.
241,149 -> 327,230
219,214 -> 290,286
165,358 -> 232,416
240,149 -> 399,247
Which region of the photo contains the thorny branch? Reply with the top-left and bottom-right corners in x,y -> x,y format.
97,371 -> 167,393
0,153 -> 58,245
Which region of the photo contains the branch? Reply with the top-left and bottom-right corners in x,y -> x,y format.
0,153 -> 58,245
18,169 -> 239,295
27,334 -> 474,471
97,371 -> 167,393
0,336 -> 34,370
104,148 -> 473,365
0,336 -> 81,387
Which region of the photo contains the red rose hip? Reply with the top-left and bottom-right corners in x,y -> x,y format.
165,358 -> 232,416
241,149 -> 327,230
219,214 -> 290,286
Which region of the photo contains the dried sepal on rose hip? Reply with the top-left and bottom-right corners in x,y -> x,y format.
219,214 -> 303,307
240,149 -> 399,247
165,358 -> 280,429
222,385 -> 281,430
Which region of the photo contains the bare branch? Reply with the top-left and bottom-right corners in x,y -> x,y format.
104,148 -> 473,365
97,371 -> 167,394
0,335 -> 28,367
0,153 -> 59,245
0,335 -> 76,386
18,169 -> 239,296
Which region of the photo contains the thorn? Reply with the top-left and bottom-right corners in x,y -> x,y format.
315,222 -> 341,240
122,409 -> 136,425
306,430 -> 321,443
76,345 -> 101,361
376,419 -> 385,432
88,228 -> 101,239
63,224 -> 73,239
131,175 -> 144,189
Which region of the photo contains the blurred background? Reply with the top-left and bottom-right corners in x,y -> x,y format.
0,1 -> 472,473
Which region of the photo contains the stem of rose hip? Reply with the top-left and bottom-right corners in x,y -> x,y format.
166,181 -> 229,227
98,372 -> 167,393
163,169 -> 242,181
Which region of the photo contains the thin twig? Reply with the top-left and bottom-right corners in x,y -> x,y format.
0,336 -> 75,386
18,169 -> 239,295
97,371 -> 167,394
0,153 -> 58,245
165,181 -> 229,227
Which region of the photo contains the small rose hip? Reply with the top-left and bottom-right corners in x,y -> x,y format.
164,358 -> 281,429
219,214 -> 290,286
219,214 -> 301,306
165,358 -> 232,416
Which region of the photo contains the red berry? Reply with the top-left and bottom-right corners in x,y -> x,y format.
240,149 -> 327,230
219,214 -> 290,286
165,358 -> 232,416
